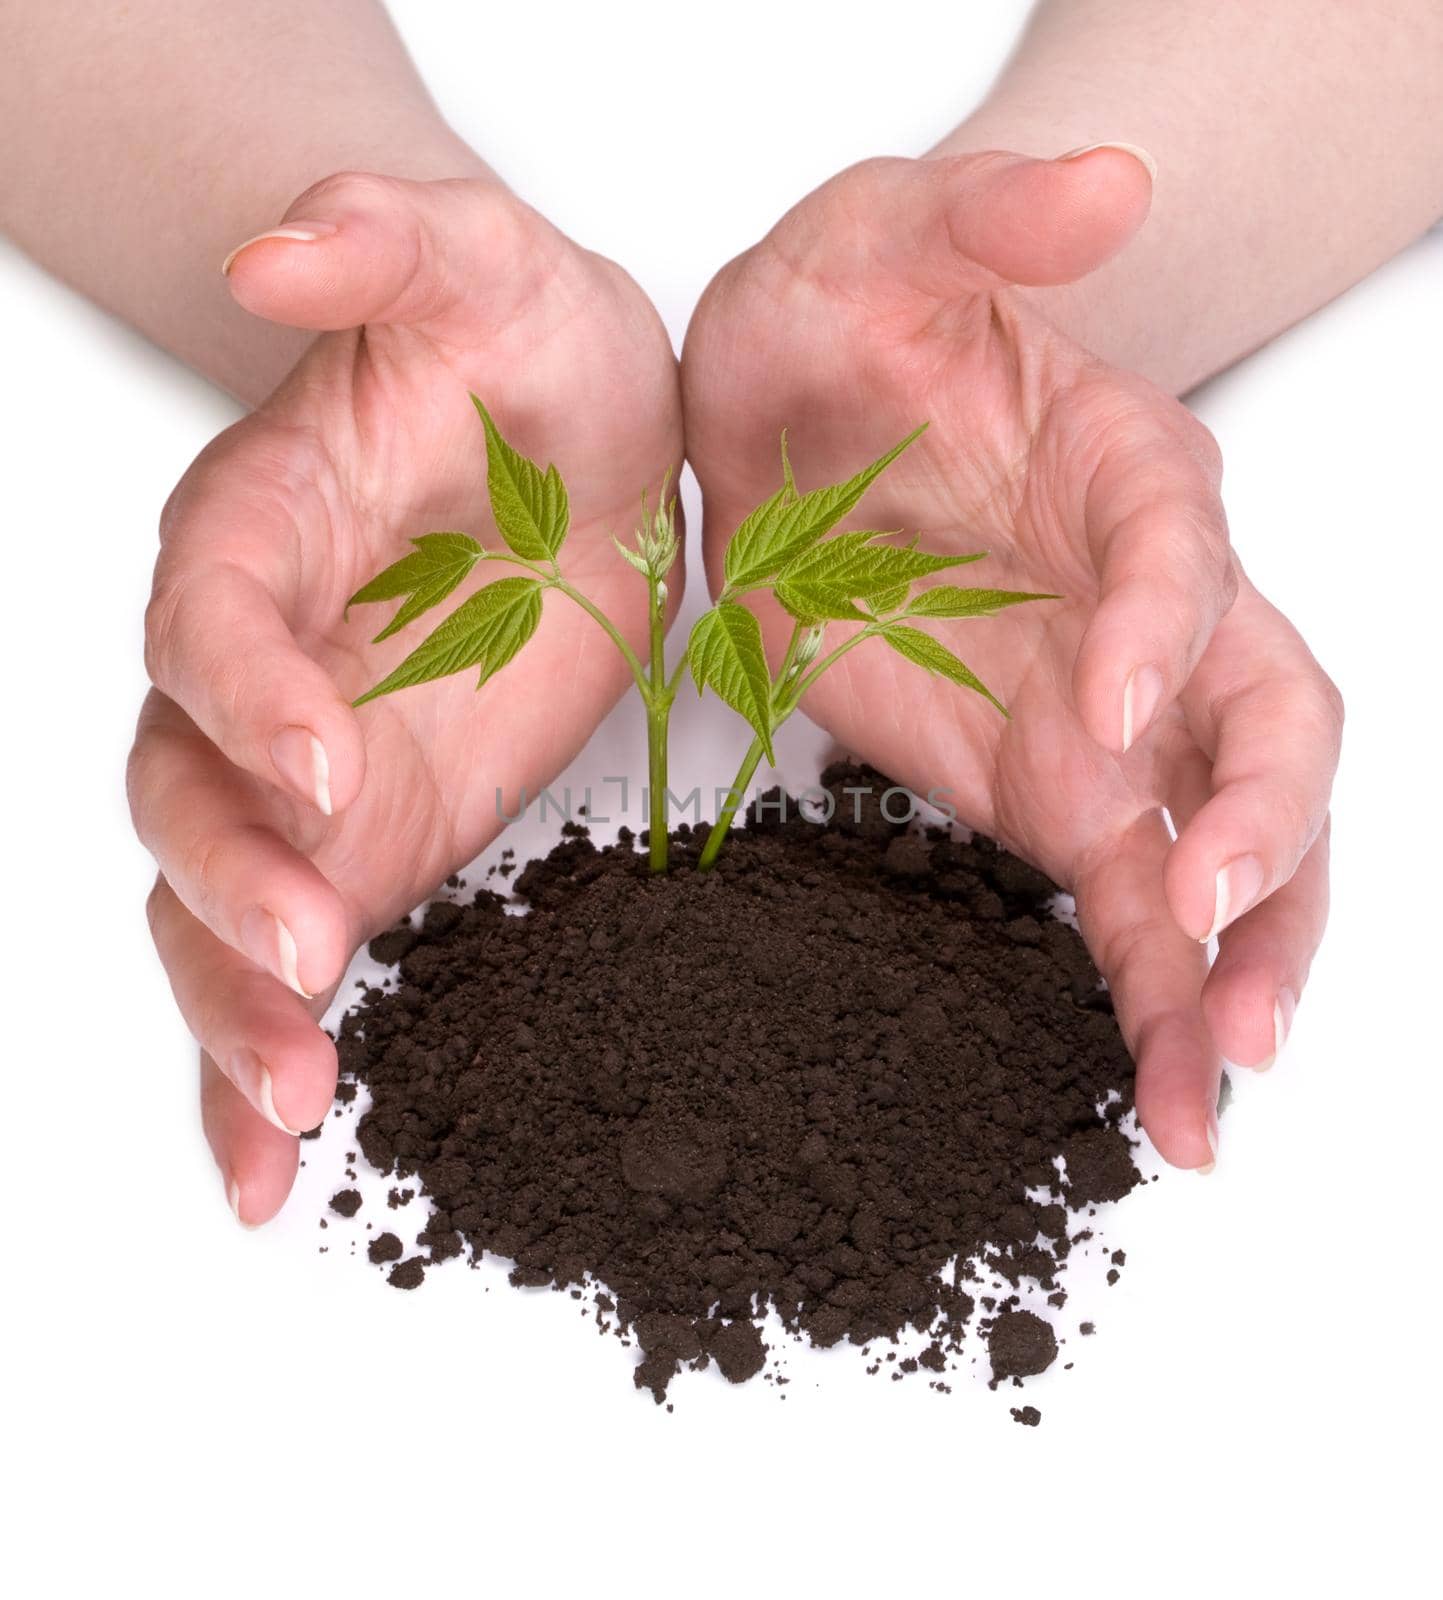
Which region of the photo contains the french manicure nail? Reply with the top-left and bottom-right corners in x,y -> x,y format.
1261,986 -> 1298,1073
270,726 -> 332,815
1201,855 -> 1264,943
226,1175 -> 257,1228
1057,142 -> 1158,181
228,1047 -> 301,1134
1197,1119 -> 1219,1176
240,906 -> 312,998
221,220 -> 337,276
1121,664 -> 1164,752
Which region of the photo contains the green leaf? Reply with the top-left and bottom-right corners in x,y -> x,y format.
779,429 -> 798,504
723,424 -> 926,590
904,585 -> 1058,619
773,531 -> 980,621
879,623 -> 1007,716
345,532 -> 483,642
472,396 -> 569,562
612,535 -> 651,576
866,579 -> 911,616
686,602 -> 776,762
354,577 -> 544,706
721,485 -> 788,588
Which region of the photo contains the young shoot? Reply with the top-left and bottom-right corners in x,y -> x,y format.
346,397 -> 1054,873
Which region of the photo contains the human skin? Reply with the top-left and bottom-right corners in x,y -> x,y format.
683,1 -> 1440,1171
1,1 -> 1437,1214
2,0 -> 683,1222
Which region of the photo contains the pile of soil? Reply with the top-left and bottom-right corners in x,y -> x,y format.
331,763 -> 1140,1404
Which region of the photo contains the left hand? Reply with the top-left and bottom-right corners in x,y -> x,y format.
682,148 -> 1342,1171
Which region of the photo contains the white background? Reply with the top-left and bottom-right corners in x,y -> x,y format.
3,2 -> 1439,1594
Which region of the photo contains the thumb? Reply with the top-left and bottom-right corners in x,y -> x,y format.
884,144 -> 1155,296
220,171 -> 548,335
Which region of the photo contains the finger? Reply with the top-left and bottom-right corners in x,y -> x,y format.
1166,590 -> 1344,942
146,450 -> 367,815
202,1052 -> 301,1228
221,170 -> 544,338
1075,808 -> 1220,1171
1071,395 -> 1237,753
148,877 -> 338,1140
128,699 -> 350,998
834,145 -> 1153,299
1201,821 -> 1330,1071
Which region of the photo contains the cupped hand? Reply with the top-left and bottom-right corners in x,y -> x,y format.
128,172 -> 681,1222
682,149 -> 1341,1171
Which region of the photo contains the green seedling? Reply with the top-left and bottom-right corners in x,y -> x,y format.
347,397 -> 1053,872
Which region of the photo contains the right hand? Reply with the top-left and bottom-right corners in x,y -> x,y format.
128,172 -> 682,1223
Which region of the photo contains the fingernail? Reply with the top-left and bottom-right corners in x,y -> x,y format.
1200,855 -> 1264,943
1258,986 -> 1298,1073
270,726 -> 332,815
226,1174 -> 257,1229
240,906 -> 312,998
228,1047 -> 302,1134
1121,664 -> 1164,752
221,220 -> 337,276
1057,142 -> 1158,181
1197,1119 -> 1219,1176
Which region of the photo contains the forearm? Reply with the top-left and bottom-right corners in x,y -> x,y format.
935,0 -> 1443,394
0,0 -> 488,403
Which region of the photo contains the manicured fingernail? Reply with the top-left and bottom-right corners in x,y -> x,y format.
228,1047 -> 302,1134
1258,986 -> 1298,1073
240,907 -> 312,998
226,1174 -> 257,1228
1057,142 -> 1158,181
270,726 -> 332,815
1121,664 -> 1164,752
1200,855 -> 1264,943
1197,1119 -> 1219,1176
222,221 -> 337,276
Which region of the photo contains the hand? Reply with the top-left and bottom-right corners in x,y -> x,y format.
682,149 -> 1342,1171
129,172 -> 681,1222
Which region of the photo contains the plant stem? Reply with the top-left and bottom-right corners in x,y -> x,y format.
698,623 -> 881,871
698,732 -> 767,872
646,575 -> 672,872
551,576 -> 650,696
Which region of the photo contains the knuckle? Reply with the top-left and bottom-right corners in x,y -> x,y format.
1180,413 -> 1224,484
142,575 -> 186,689
144,876 -> 169,943
125,735 -> 156,829
186,833 -> 228,924
289,169 -> 398,219
1317,670 -> 1346,733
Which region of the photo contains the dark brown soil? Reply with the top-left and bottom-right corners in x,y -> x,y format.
331,763 -> 1140,1404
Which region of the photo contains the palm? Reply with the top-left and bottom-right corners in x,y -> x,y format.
153,189 -> 681,960
686,170 -> 1185,889
132,177 -> 686,1212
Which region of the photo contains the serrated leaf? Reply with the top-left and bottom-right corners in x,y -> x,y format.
721,486 -> 788,588
904,585 -> 1057,619
773,531 -> 980,621
867,580 -> 910,616
354,577 -> 543,706
879,623 -> 1007,716
723,425 -> 926,590
345,532 -> 483,642
472,396 -> 569,561
686,602 -> 776,762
